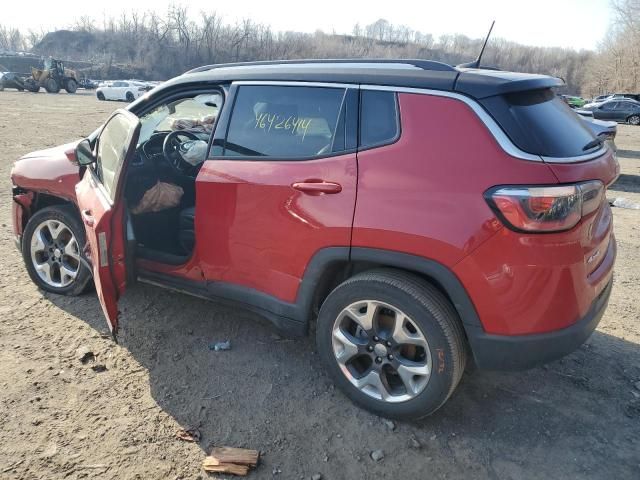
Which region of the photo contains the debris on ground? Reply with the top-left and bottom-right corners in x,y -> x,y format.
202,446 -> 260,476
175,426 -> 201,443
91,364 -> 107,373
382,419 -> 396,431
209,340 -> 232,351
311,474 -> 323,480
76,347 -> 95,364
610,197 -> 640,209
202,460 -> 249,476
2,459 -> 24,473
370,449 -> 384,462
408,435 -> 421,449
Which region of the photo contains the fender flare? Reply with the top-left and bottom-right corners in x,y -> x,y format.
296,247 -> 482,328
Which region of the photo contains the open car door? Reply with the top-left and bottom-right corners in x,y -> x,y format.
75,109 -> 140,336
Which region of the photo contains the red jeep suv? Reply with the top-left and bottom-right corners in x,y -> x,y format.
11,60 -> 618,419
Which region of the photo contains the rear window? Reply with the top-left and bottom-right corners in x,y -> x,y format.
481,88 -> 598,158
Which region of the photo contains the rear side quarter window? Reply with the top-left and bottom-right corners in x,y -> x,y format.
359,90 -> 399,149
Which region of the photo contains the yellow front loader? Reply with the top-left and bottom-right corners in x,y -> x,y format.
24,58 -> 78,94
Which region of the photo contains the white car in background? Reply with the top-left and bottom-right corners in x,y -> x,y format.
95,80 -> 150,102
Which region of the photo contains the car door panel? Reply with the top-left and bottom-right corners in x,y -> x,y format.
75,178 -> 127,326
195,155 -> 357,303
596,102 -> 617,120
191,84 -> 358,303
75,110 -> 140,334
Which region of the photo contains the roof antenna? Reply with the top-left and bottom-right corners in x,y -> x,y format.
458,20 -> 495,69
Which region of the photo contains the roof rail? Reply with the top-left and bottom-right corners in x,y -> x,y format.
185,58 -> 456,74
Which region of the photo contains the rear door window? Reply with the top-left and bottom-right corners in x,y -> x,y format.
481,88 -> 598,157
359,90 -> 399,148
223,85 -> 346,159
617,101 -> 636,111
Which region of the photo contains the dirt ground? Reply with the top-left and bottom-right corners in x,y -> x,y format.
0,90 -> 638,480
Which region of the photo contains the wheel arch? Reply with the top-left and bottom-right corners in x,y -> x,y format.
16,190 -> 79,232
627,113 -> 640,124
299,247 -> 482,330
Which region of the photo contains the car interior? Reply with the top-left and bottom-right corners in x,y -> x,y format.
123,91 -> 222,264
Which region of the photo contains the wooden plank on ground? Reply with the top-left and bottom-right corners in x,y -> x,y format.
209,447 -> 260,466
202,458 -> 249,476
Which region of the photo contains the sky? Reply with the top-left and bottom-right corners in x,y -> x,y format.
3,0 -> 613,51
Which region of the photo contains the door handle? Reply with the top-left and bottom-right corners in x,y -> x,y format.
81,209 -> 95,227
292,181 -> 342,195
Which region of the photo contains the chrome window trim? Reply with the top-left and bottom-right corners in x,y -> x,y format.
540,147 -> 609,163
362,85 -> 607,163
231,81 -> 607,164
361,85 -> 538,161
232,80 -> 356,89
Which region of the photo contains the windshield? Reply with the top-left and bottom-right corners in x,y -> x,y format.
137,92 -> 222,145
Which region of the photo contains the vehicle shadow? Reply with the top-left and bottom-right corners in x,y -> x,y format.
46,283 -> 640,479
617,149 -> 640,159
610,173 -> 640,194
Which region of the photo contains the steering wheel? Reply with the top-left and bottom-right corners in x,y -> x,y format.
162,130 -> 201,176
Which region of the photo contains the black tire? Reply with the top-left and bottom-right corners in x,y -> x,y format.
22,205 -> 92,296
65,79 -> 77,94
125,91 -> 135,102
628,115 -> 640,126
45,78 -> 60,93
24,79 -> 40,92
316,269 -> 467,419
0,81 -> 4,92
97,91 -> 105,101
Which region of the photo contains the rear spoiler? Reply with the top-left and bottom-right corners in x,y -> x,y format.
454,68 -> 564,99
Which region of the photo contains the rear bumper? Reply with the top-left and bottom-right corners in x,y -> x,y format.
466,278 -> 613,371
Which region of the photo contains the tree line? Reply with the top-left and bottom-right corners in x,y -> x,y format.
0,5 -> 634,96
583,0 -> 640,96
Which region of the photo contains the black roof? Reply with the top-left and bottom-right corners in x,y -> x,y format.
161,59 -> 564,100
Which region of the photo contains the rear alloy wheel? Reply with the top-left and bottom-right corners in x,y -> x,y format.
629,115 -> 640,126
317,269 -> 466,419
125,91 -> 135,102
22,206 -> 91,295
331,299 -> 432,402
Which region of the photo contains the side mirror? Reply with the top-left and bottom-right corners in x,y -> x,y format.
75,139 -> 95,166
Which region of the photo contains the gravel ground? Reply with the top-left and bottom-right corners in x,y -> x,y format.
0,91 -> 638,480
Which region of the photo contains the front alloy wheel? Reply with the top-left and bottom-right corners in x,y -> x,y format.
22,206 -> 91,295
30,219 -> 81,288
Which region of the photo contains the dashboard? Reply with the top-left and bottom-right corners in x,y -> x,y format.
132,132 -> 168,168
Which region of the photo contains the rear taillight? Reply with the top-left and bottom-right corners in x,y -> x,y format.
485,181 -> 604,233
